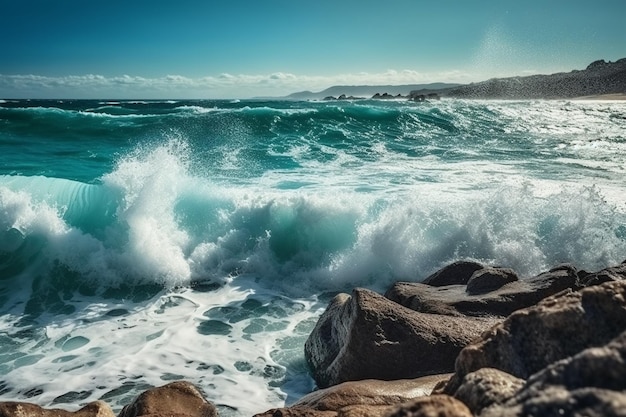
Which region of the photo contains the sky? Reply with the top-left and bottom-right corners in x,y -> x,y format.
1,0 -> 625,99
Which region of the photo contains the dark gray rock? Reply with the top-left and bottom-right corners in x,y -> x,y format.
386,263 -> 586,318
466,267 -> 519,295
421,261 -> 484,287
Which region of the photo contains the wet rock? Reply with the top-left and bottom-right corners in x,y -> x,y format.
117,381 -> 217,417
0,401 -> 114,417
443,280 -> 626,394
304,288 -> 497,388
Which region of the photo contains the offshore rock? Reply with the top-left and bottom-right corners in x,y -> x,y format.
0,401 -> 114,417
304,288 -> 497,388
117,381 -> 217,417
443,280 -> 626,394
481,330 -> 626,417
386,263 -> 586,317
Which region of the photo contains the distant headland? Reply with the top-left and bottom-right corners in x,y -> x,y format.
284,58 -> 626,101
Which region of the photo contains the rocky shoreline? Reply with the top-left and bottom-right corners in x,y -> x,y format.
2,260 -> 626,417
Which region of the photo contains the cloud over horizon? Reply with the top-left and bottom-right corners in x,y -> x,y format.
0,69 -> 480,99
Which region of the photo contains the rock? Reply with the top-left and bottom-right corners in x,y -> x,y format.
118,381 -> 217,417
481,331 -> 626,417
483,387 -> 626,417
0,401 -> 114,417
293,376 -> 451,411
253,407 -> 337,417
384,395 -> 472,417
386,263 -> 585,317
304,288 -> 498,388
579,260 -> 626,286
255,376 -> 451,417
465,267 -> 519,295
451,368 -> 524,415
421,261 -> 484,287
443,280 -> 626,394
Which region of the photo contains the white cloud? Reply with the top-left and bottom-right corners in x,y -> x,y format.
0,69 -> 476,99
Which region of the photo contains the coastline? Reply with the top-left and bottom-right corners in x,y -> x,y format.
2,259 -> 625,416
573,93 -> 626,100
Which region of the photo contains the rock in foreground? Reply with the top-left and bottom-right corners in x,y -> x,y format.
118,381 -> 217,417
304,288 -> 498,388
0,401 -> 114,417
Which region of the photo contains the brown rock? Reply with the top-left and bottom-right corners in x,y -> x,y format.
452,368 -> 524,414
465,267 -> 519,295
481,331 -> 626,416
337,404 -> 390,417
482,387 -> 626,417
117,381 -> 217,417
443,280 -> 626,394
253,407 -> 337,417
304,288 -> 497,388
294,377 -> 451,411
384,395 -> 472,417
421,261 -> 484,287
0,401 -> 114,417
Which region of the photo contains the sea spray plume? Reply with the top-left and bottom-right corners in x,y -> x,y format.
102,138 -> 193,287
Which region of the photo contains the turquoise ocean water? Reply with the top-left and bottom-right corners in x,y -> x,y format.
1,98 -> 626,415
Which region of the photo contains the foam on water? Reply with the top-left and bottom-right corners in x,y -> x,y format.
1,98 -> 626,415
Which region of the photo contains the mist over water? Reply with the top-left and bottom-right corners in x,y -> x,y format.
1,98 -> 625,415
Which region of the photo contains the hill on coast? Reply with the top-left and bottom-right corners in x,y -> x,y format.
283,58 -> 626,100
285,83 -> 461,100
445,58 -> 626,99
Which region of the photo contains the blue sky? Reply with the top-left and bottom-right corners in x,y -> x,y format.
1,0 -> 624,98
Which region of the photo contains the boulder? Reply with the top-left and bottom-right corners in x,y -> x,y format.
421,261 -> 484,287
465,267 -> 519,295
386,263 -> 586,317
443,280 -> 626,394
480,330 -> 626,417
451,368 -> 523,415
117,381 -> 217,417
304,288 -> 498,388
0,401 -> 114,417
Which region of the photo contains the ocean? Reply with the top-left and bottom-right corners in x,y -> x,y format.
1,98 -> 625,416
